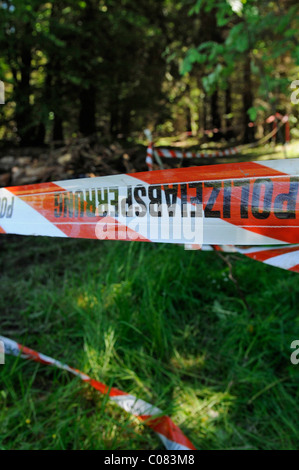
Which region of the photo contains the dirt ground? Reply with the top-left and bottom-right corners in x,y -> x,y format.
0,137 -> 149,187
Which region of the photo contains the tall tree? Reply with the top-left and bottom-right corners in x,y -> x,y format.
182,0 -> 299,142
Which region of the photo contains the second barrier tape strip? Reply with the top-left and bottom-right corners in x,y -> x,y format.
0,335 -> 196,451
146,116 -> 289,170
185,244 -> 299,273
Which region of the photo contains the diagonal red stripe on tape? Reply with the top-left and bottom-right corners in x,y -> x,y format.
9,183 -> 99,239
8,181 -> 64,196
244,245 -> 299,262
8,183 -> 150,242
88,378 -> 128,397
289,264 -> 299,273
140,415 -> 196,450
129,161 -> 288,185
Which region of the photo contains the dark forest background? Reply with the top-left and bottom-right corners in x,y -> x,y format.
0,0 -> 298,147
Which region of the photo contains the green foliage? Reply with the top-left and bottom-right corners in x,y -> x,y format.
0,0 -> 298,142
0,0 -> 176,141
183,0 -> 299,109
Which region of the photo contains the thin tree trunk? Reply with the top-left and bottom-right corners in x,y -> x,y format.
79,85 -> 96,136
242,57 -> 255,143
15,42 -> 33,145
120,99 -> 131,137
53,115 -> 64,142
203,93 -> 208,131
225,84 -> 235,139
210,89 -> 222,141
186,106 -> 192,133
110,92 -> 119,138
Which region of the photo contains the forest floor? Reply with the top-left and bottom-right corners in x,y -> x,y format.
0,137 -> 298,187
0,139 -> 299,450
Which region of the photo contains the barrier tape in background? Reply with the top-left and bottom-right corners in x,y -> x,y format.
183,113 -> 290,137
1,158 -> 299,245
145,115 -> 289,170
146,141 -> 154,171
187,244 -> 299,273
0,335 -> 196,450
153,145 -> 238,162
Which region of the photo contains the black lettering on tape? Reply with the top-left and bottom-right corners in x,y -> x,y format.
133,185 -> 146,217
97,188 -> 109,217
180,183 -> 188,217
189,182 -> 202,217
0,197 -> 7,218
54,194 -> 63,218
204,182 -> 221,218
234,180 -> 250,219
163,184 -> 178,217
223,181 -> 232,219
0,196 -> 14,218
251,178 -> 273,220
63,192 -> 74,218
148,185 -> 162,217
109,188 -> 119,217
6,197 -> 14,218
274,176 -> 299,219
86,189 -> 96,217
74,191 -> 85,217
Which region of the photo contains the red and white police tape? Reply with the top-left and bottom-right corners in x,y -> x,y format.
145,115 -> 289,170
187,244 -> 299,273
153,146 -> 238,161
1,158 -> 299,246
146,144 -> 239,169
230,244 -> 299,272
185,113 -> 290,136
146,141 -> 154,171
0,335 -> 196,450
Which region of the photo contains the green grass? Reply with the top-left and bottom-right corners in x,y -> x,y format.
1,235 -> 299,450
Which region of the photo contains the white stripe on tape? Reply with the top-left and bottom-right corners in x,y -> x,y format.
0,188 -> 67,237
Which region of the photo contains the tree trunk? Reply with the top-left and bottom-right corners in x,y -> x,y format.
120,99 -> 131,137
186,106 -> 192,133
225,84 -> 235,140
110,92 -> 119,138
79,85 -> 96,137
210,90 -> 222,141
14,43 -> 33,146
242,57 -> 255,143
46,1 -> 65,144
15,24 -> 46,147
202,93 -> 208,131
53,115 -> 64,142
